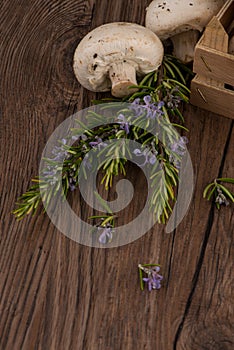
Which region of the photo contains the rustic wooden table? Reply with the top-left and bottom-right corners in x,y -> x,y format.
0,1 -> 233,349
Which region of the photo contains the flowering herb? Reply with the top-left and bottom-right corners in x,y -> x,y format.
138,264 -> 163,291
97,224 -> 114,244
89,210 -> 115,245
203,178 -> 234,209
13,55 -> 193,238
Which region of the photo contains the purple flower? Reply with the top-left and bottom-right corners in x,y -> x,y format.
132,98 -> 140,104
130,98 -> 143,117
42,165 -> 59,185
68,177 -> 76,191
130,96 -> 164,119
133,147 -> 157,167
142,266 -> 163,291
165,87 -> 182,109
71,135 -> 79,142
215,187 -> 229,206
71,134 -> 87,142
170,136 -> 188,154
82,154 -> 92,170
143,277 -> 161,291
50,138 -> 68,161
143,96 -> 164,117
117,114 -> 130,134
143,95 -> 152,105
89,138 -> 108,150
98,226 -> 113,244
169,136 -> 188,168
42,166 -> 57,177
149,100 -> 165,119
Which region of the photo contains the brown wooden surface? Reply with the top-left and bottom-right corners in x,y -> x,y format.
0,1 -> 233,349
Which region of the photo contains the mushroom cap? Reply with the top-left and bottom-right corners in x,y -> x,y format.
73,22 -> 164,92
146,0 -> 226,40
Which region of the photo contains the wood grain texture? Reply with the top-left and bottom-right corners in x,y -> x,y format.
0,1 -> 233,350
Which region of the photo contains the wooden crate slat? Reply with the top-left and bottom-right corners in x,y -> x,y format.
217,0 -> 234,26
198,17 -> 228,49
191,0 -> 234,119
193,47 -> 234,86
190,75 -> 234,119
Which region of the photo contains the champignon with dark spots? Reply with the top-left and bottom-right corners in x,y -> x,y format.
145,0 -> 226,63
73,22 -> 164,98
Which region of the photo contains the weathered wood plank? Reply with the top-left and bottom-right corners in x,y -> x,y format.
0,1 -> 233,350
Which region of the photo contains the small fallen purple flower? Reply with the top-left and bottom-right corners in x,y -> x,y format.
139,264 -> 163,292
143,277 -> 162,291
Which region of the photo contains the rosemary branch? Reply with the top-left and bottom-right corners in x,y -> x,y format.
13,55 -> 194,228
203,178 -> 234,208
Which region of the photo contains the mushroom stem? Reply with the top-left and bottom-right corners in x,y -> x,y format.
170,30 -> 200,63
109,61 -> 138,98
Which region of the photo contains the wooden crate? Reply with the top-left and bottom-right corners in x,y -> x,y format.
190,0 -> 234,119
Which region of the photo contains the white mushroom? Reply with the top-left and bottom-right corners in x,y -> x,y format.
73,22 -> 164,98
145,0 -> 226,63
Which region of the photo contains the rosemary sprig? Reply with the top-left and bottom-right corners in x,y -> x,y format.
13,55 -> 193,229
203,178 -> 234,208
